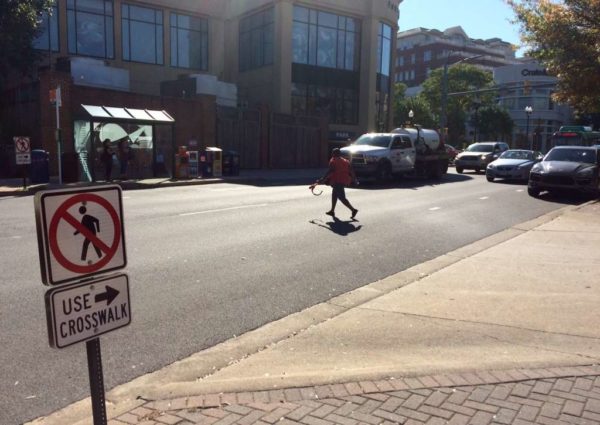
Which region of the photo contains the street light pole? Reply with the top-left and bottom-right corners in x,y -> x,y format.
525,105 -> 533,150
440,54 -> 484,143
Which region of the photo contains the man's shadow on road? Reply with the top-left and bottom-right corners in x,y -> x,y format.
309,217 -> 362,236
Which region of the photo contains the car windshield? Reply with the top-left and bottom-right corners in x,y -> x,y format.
353,135 -> 391,148
545,148 -> 597,164
500,150 -> 533,160
466,143 -> 494,152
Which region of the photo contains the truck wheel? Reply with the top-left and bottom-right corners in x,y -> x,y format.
456,166 -> 464,174
486,175 -> 494,182
376,162 -> 392,183
528,187 -> 540,197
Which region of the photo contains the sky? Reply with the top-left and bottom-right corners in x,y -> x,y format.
398,0 -> 526,57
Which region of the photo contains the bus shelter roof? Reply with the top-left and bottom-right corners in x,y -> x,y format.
80,104 -> 175,124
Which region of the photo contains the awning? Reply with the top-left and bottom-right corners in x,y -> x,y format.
80,105 -> 175,124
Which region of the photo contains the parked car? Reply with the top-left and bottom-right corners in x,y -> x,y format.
486,149 -> 543,182
454,141 -> 509,173
445,144 -> 460,164
528,146 -> 600,197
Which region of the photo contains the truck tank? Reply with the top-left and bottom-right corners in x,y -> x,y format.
392,127 -> 441,153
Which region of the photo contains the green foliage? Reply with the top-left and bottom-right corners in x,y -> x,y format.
420,64 -> 496,143
509,0 -> 600,112
0,0 -> 52,85
392,83 -> 436,129
470,105 -> 514,141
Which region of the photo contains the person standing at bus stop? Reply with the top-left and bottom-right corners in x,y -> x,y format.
101,139 -> 114,181
316,148 -> 359,219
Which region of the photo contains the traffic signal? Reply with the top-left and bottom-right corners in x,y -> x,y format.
523,80 -> 531,95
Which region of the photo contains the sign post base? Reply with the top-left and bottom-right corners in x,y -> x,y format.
86,338 -> 107,425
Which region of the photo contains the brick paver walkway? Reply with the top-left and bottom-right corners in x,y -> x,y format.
109,366 -> 600,425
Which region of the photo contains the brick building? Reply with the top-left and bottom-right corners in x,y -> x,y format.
395,26 -> 520,91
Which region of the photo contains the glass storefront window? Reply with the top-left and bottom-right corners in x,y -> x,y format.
239,7 -> 274,71
34,2 -> 59,51
292,5 -> 360,71
122,3 -> 163,64
291,82 -> 358,125
67,0 -> 114,58
170,13 -> 208,70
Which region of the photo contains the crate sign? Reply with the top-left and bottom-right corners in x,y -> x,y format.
35,185 -> 127,285
45,274 -> 131,348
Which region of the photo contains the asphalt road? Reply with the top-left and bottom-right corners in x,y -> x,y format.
0,171 -> 575,424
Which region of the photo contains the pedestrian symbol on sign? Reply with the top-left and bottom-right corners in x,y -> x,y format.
35,186 -> 127,285
73,204 -> 102,262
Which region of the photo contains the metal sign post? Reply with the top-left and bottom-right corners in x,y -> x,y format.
87,338 -> 107,425
14,136 -> 32,190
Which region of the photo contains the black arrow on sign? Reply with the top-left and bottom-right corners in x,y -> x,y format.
95,285 -> 119,306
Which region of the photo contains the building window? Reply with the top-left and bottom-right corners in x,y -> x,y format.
170,12 -> 208,70
292,83 -> 358,125
377,22 -> 392,76
67,0 -> 114,58
292,5 -> 360,71
34,2 -> 59,51
410,53 -> 415,64
239,8 -> 274,72
122,4 -> 163,64
423,50 -> 431,62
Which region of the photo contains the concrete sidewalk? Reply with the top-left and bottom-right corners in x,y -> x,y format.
0,169 -> 325,197
28,200 -> 600,425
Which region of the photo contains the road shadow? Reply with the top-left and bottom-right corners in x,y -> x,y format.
355,172 -> 473,191
309,217 -> 362,236
534,190 -> 598,205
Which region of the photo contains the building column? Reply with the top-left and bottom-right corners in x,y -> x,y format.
273,0 -> 294,113
359,17 -> 379,133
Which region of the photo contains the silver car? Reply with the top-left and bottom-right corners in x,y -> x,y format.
486,150 -> 543,182
454,141 -> 509,173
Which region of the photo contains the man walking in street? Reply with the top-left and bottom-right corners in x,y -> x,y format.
315,148 -> 358,219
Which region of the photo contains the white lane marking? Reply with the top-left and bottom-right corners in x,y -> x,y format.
0,235 -> 22,240
179,203 -> 269,216
479,196 -> 489,200
516,189 -> 524,192
123,196 -> 131,199
429,207 -> 441,211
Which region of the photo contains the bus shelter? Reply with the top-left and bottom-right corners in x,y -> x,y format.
74,104 -> 176,182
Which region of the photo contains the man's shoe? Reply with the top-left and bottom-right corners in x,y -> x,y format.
325,210 -> 335,217
351,209 -> 358,219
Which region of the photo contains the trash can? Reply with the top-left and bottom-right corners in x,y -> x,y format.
61,151 -> 79,183
205,147 -> 222,177
222,151 -> 240,176
29,150 -> 50,183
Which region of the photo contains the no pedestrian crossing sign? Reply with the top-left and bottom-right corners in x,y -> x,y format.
35,185 -> 127,285
45,273 -> 131,348
14,136 -> 31,165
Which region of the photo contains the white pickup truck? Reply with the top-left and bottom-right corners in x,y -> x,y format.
340,127 -> 449,181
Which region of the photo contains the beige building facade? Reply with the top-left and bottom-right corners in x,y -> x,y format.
33,0 -> 400,146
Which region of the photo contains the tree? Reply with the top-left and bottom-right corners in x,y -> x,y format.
509,0 -> 600,112
420,64 -> 496,144
470,105 -> 514,142
0,0 -> 52,86
391,83 -> 436,129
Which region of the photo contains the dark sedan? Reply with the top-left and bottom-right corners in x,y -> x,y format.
528,146 -> 600,197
